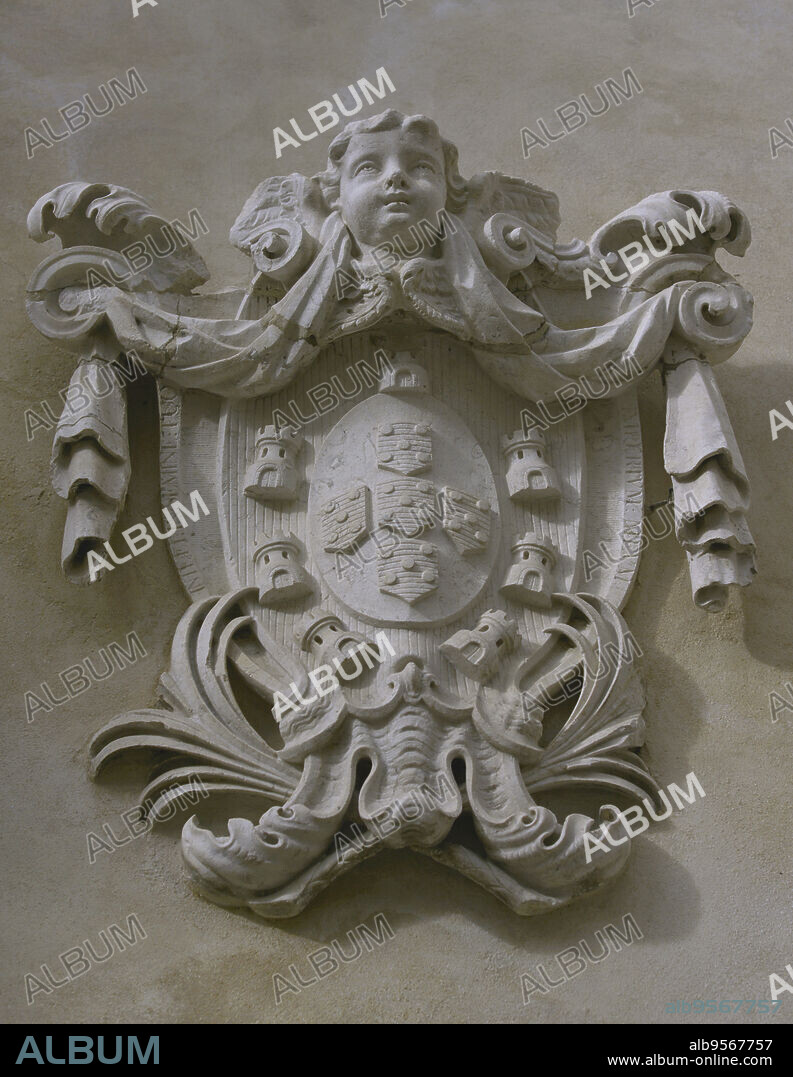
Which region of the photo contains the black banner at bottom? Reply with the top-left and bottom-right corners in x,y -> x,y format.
2,1021 -> 792,1067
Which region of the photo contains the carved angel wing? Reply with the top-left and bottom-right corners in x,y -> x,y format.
229,173 -> 328,254
463,172 -> 561,244
461,171 -> 590,281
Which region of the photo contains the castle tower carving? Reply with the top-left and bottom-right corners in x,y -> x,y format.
295,610 -> 370,678
501,426 -> 561,503
500,532 -> 557,609
378,355 -> 430,394
253,532 -> 314,607
440,609 -> 521,682
244,425 -> 304,502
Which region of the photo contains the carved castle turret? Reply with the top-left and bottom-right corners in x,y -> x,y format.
295,609 -> 369,678
378,356 -> 430,394
501,427 -> 561,503
253,532 -> 314,607
500,532 -> 557,609
440,609 -> 521,682
244,425 -> 304,502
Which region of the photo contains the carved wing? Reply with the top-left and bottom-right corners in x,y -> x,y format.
228,173 -> 331,293
229,172 -> 328,254
464,171 -> 561,245
460,171 -> 590,281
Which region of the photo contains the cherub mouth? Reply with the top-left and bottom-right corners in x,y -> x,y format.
383,194 -> 410,207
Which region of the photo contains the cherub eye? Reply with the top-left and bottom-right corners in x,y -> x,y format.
354,161 -> 378,176
415,161 -> 437,173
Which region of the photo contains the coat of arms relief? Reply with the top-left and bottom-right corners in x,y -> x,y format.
26,109 -> 755,918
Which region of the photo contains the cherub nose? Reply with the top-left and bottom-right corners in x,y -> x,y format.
385,169 -> 408,189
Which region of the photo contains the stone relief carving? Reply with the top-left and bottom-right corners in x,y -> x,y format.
26,109 -> 755,918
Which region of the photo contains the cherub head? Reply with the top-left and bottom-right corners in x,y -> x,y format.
317,110 -> 467,256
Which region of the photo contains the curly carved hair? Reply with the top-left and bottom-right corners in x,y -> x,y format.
315,109 -> 468,215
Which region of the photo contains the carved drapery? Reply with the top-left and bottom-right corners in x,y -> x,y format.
27,184 -> 755,604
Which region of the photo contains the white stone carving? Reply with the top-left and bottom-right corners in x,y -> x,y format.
502,427 -> 561,503
244,425 -> 304,503
500,533 -> 558,609
26,111 -> 756,919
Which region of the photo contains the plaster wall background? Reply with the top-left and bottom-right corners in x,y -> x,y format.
1,0 -> 791,1024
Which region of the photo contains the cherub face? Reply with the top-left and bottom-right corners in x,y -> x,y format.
337,127 -> 448,253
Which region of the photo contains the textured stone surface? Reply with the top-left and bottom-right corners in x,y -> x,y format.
2,0 -> 791,1025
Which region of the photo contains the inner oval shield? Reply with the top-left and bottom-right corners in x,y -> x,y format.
307,391 -> 501,627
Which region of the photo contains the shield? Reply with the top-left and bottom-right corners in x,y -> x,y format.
376,477 -> 437,537
319,484 -> 370,552
376,421 -> 433,475
442,486 -> 492,555
157,331 -> 644,675
377,535 -> 439,603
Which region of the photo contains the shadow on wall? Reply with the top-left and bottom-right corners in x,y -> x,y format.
728,357 -> 793,674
